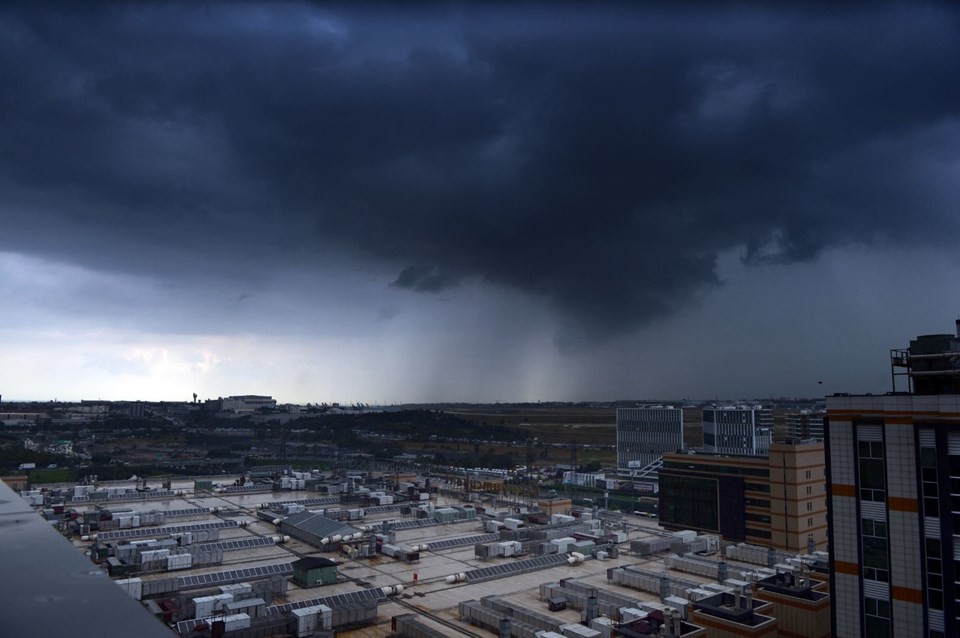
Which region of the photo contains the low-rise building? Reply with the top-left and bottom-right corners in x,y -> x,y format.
537,496 -> 573,517
659,442 -> 827,551
292,557 -> 338,588
689,589 -> 778,638
754,571 -> 831,638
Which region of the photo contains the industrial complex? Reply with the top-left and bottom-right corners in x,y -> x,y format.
7,464 -> 831,637
8,320 -> 960,636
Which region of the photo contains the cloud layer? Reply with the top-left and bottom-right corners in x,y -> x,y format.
2,3 -> 960,351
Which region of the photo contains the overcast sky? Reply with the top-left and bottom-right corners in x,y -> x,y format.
1,3 -> 959,404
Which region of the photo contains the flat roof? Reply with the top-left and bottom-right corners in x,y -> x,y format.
25,477 -> 813,636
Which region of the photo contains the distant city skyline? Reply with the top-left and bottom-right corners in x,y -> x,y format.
2,4 -> 959,404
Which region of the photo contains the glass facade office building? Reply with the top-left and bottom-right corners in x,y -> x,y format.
616,406 -> 684,471
702,406 -> 773,456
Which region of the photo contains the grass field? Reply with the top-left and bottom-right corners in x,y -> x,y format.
441,406 -> 710,468
29,467 -> 74,483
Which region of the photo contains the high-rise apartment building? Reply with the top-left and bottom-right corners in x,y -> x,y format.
786,409 -> 826,442
826,321 -> 960,637
702,405 -> 773,455
616,406 -> 684,471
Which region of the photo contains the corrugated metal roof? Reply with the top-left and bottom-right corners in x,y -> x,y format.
292,556 -> 337,570
280,511 -> 359,539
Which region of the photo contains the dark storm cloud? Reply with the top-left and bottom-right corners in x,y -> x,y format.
2,3 -> 959,344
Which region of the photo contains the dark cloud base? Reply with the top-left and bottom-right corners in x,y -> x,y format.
1,3 -> 959,346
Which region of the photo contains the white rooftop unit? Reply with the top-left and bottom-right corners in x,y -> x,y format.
193,593 -> 233,619
702,583 -> 732,593
619,608 -> 648,623
167,553 -> 193,570
589,616 -> 615,638
723,579 -> 751,589
672,530 -> 697,543
292,604 -> 332,637
218,583 -> 253,597
685,588 -> 716,602
114,578 -> 142,601
663,596 -> 689,619
560,622 -> 603,638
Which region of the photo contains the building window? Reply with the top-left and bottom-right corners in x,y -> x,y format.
806,470 -> 811,479
807,517 -> 813,526
746,528 -> 772,540
864,597 -> 891,637
807,502 -> 812,511
658,475 -> 718,531
806,485 -> 812,495
861,519 -> 889,583
925,537 -> 944,612
858,440 -> 886,502
862,519 -> 887,537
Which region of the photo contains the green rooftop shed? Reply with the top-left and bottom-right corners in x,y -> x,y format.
292,556 -> 338,588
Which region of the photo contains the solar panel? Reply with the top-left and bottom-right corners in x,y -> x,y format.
176,562 -> 294,590
360,504 -> 404,514
425,533 -> 499,551
385,517 -> 445,530
97,520 -> 238,541
192,536 -> 276,553
102,491 -> 171,501
71,490 -> 177,504
297,497 -> 341,506
265,586 -> 386,616
159,508 -> 210,518
464,553 -> 572,583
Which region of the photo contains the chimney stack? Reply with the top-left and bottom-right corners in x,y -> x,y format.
672,608 -> 682,637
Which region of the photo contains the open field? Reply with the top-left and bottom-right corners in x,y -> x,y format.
29,467 -> 74,483
441,406 -> 708,467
